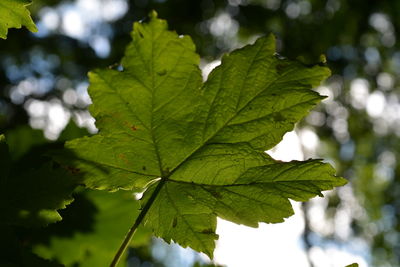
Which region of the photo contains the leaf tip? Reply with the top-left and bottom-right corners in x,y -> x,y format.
266,33 -> 276,44
30,24 -> 39,33
336,176 -> 348,187
255,33 -> 276,54
319,54 -> 327,64
149,10 -> 158,19
204,250 -> 214,259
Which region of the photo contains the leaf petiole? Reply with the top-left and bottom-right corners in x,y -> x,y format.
110,178 -> 167,267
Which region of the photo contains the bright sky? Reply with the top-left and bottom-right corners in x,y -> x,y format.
215,202 -> 309,267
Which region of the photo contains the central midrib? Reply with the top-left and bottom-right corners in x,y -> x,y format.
149,24 -> 164,178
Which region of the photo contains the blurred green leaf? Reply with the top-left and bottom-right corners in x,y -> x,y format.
0,134 -> 77,227
33,190 -> 152,267
5,125 -> 47,161
0,0 -> 37,39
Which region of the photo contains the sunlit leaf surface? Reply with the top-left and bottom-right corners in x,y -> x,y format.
64,12 -> 346,257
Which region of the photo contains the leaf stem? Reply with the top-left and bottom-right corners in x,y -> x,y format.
110,178 -> 167,267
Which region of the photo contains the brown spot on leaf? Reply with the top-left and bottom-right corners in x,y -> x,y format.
65,166 -> 80,175
201,229 -> 214,234
118,154 -> 129,164
131,125 -> 137,131
276,63 -> 287,74
272,112 -> 285,122
207,187 -> 222,199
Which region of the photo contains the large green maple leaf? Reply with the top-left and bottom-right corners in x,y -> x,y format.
0,0 -> 37,39
64,12 -> 346,257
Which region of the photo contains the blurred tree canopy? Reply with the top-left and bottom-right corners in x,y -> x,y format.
1,0 -> 400,266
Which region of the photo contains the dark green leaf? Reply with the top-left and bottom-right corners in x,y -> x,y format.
0,134 -> 77,227
32,190 -> 152,267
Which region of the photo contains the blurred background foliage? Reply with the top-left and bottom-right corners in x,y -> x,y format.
1,0 -> 400,266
